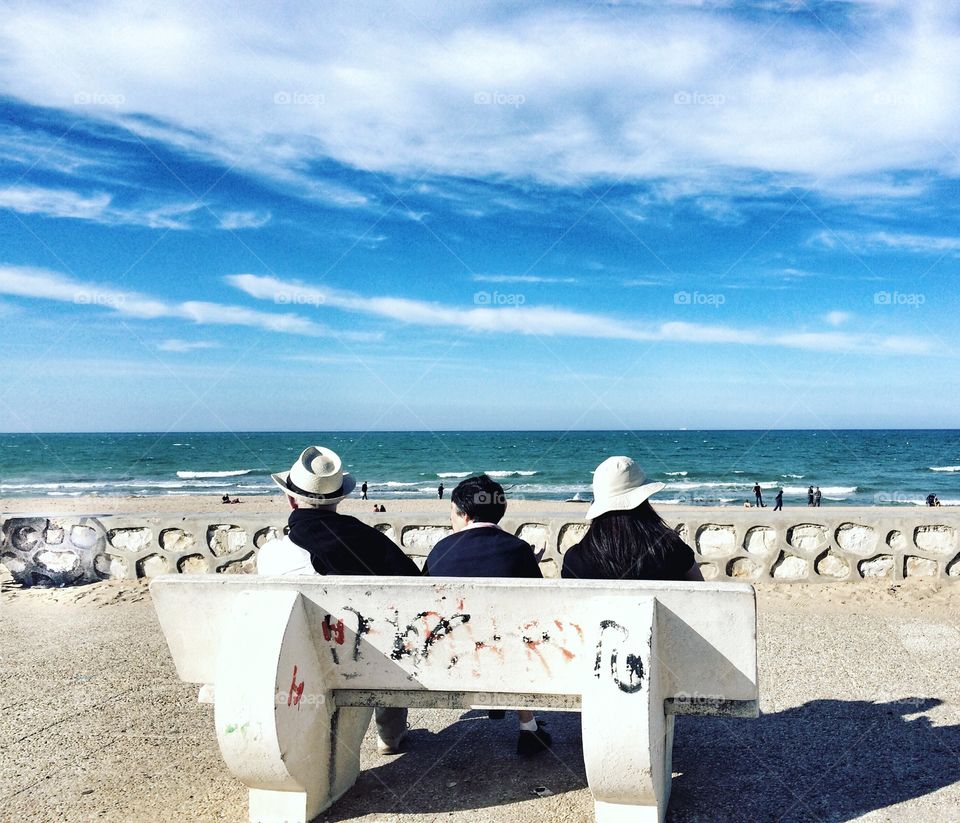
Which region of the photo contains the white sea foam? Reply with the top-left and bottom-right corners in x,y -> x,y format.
929,465 -> 960,472
381,481 -> 420,487
437,472 -> 471,478
664,471 -> 688,476
176,469 -> 252,479
485,470 -> 539,477
782,474 -> 805,479
783,485 -> 856,496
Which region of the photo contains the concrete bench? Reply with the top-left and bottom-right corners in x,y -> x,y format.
151,576 -> 758,823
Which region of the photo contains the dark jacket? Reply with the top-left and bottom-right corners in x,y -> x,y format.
288,508 -> 419,576
424,525 -> 542,578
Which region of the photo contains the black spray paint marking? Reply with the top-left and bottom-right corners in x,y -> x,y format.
594,619 -> 645,694
419,612 -> 471,657
343,606 -> 372,662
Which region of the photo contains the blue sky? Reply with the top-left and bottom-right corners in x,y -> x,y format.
0,0 -> 957,432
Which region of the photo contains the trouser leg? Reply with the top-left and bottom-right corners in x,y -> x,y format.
375,706 -> 408,743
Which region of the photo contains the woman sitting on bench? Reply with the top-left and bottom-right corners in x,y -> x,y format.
562,456 -> 703,582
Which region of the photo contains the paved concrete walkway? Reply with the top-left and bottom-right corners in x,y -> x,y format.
1,580 -> 959,822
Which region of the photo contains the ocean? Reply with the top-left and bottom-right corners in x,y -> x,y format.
0,430 -> 957,507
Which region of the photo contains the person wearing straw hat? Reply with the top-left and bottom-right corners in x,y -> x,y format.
561,456 -> 703,581
257,445 -> 418,754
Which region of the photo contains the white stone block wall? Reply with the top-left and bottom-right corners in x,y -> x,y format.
1,508 -> 958,585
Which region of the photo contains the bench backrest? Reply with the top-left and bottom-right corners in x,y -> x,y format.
152,575 -> 757,705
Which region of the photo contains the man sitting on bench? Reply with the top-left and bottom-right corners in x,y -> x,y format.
257,444 -> 419,754
424,473 -> 552,756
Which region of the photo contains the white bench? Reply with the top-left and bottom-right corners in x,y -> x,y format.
151,576 -> 758,823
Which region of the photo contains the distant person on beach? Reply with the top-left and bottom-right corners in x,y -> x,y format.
361,481 -> 368,500
807,486 -> 815,506
562,457 -> 703,582
774,488 -> 783,511
424,474 -> 551,757
814,487 -> 822,507
926,493 -> 941,507
753,483 -> 765,507
438,482 -> 444,499
257,445 -> 418,755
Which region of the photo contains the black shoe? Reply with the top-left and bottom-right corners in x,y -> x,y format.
487,710 -> 506,720
517,722 -> 552,757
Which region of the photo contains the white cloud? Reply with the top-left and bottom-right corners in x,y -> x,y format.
0,265 -> 373,340
0,185 -> 274,231
216,210 -> 272,230
1,2 -> 958,201
472,274 -> 578,284
157,339 -> 220,352
226,272 -> 933,355
814,229 -> 960,255
0,186 -> 112,221
823,310 -> 852,327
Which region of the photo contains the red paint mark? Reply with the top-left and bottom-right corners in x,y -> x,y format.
457,598 -> 465,610
570,622 -> 584,640
523,620 -> 539,630
554,619 -> 564,632
560,648 -> 576,661
322,615 -> 345,645
524,646 -> 552,675
287,665 -> 305,709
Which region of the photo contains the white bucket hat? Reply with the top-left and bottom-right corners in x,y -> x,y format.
271,446 -> 356,505
586,456 -> 665,521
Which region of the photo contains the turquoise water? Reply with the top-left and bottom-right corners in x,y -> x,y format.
0,430 -> 958,506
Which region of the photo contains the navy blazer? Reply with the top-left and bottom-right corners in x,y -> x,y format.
424,526 -> 542,578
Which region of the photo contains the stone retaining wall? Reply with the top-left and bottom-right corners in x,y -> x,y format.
2,509 -> 958,586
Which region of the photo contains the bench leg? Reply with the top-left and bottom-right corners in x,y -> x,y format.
581,598 -> 671,823
213,590 -> 367,823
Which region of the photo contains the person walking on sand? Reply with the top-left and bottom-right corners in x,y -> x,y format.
438,482 -> 444,499
774,488 -> 783,511
257,445 -> 418,755
424,474 -> 551,757
753,482 -> 765,507
807,485 -> 815,506
814,486 -> 822,507
361,480 -> 368,500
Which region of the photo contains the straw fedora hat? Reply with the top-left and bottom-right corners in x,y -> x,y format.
271,446 -> 356,505
586,456 -> 665,521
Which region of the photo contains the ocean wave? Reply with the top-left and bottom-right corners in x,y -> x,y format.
437,472 -> 471,478
664,471 -> 688,476
781,474 -> 805,479
929,465 -> 960,472
783,485 -> 857,496
485,470 -> 539,477
176,469 -> 252,479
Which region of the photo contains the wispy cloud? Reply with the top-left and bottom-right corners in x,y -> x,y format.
226,273 -> 933,356
216,210 -> 271,230
2,1 -> 958,203
0,265 -> 372,340
157,339 -> 220,352
823,310 -> 852,327
472,274 -> 578,284
813,229 -> 960,255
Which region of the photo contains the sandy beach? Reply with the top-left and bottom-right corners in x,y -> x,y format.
2,570 -> 959,822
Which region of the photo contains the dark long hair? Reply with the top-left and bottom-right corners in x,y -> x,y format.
577,500 -> 688,580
